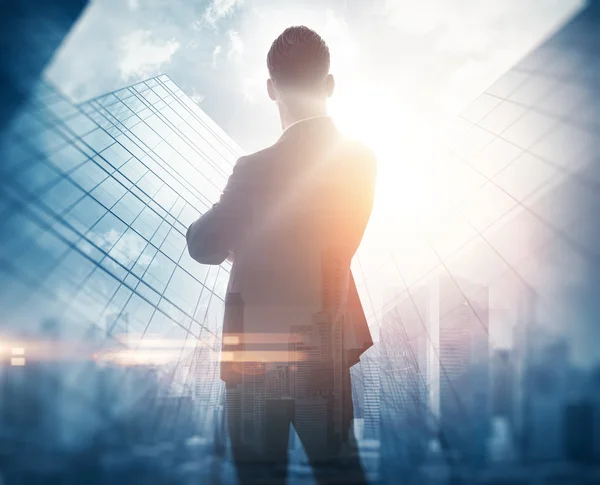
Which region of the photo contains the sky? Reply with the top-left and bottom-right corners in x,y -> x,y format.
44,0 -> 590,356
46,0 -> 582,153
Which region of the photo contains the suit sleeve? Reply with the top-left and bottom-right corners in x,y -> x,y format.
186,157 -> 251,265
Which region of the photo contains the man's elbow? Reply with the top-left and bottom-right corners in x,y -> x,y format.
190,250 -> 227,265
186,223 -> 227,265
186,241 -> 227,265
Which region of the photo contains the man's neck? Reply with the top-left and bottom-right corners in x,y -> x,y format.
279,101 -> 328,132
281,113 -> 329,132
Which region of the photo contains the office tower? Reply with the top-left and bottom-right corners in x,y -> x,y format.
379,286 -> 432,482
513,290 -> 571,463
0,75 -> 243,454
379,296 -> 429,427
491,349 -> 515,422
0,1 -> 89,130
289,325 -> 320,399
433,3 -> 600,473
531,339 -> 571,461
362,346 -> 380,441
514,331 -> 572,463
512,289 -> 537,462
225,385 -> 242,444
449,0 -> 600,389
192,340 -> 223,435
241,361 -> 266,448
379,274 -> 489,476
448,0 -> 600,240
265,365 -> 290,399
437,275 -> 490,466
194,342 -> 219,403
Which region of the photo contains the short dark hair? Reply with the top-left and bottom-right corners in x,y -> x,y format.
267,26 -> 330,92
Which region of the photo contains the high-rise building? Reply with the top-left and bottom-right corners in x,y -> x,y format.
379,274 -> 489,474
289,324 -> 320,399
378,286 -> 433,482
491,349 -> 514,421
437,275 -> 490,466
192,339 -> 223,435
241,361 -> 266,448
419,3 -> 600,472
0,75 -> 243,451
265,366 -> 289,399
446,0 -> 600,386
361,346 -> 380,441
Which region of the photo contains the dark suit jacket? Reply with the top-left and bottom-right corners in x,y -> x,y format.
186,117 -> 376,383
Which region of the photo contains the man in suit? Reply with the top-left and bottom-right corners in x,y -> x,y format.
187,25 -> 376,485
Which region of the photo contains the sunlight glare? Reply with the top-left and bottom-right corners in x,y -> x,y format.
330,86 -> 457,245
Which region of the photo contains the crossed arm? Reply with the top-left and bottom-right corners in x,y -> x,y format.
186,147 -> 377,266
186,157 -> 250,265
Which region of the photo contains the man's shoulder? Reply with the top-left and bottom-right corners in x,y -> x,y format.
335,137 -> 377,176
232,144 -> 278,174
232,134 -> 376,176
339,137 -> 376,161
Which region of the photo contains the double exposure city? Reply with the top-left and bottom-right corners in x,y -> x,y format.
0,1 -> 599,484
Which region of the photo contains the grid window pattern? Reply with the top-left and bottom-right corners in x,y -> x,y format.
0,75 -> 243,399
360,4 -> 600,474
364,5 -> 600,326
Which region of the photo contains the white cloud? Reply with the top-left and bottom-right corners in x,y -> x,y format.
186,39 -> 200,49
92,228 -> 121,249
118,29 -> 180,81
190,89 -> 205,104
227,30 -> 244,61
204,0 -> 244,27
323,9 -> 359,62
191,19 -> 203,32
127,0 -> 139,11
242,67 -> 267,104
383,0 -> 582,55
212,45 -> 222,68
383,0 -> 462,36
88,229 -> 153,269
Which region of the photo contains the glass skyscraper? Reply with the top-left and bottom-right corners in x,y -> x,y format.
449,4 -> 600,468
374,1 -> 600,481
0,74 -> 242,478
1,2 -> 600,483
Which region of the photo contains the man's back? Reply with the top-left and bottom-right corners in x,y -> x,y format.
187,116 -> 376,375
186,25 -> 374,485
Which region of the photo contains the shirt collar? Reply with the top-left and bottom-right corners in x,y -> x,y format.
282,115 -> 332,134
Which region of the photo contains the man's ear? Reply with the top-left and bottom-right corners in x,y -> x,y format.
267,78 -> 277,101
325,73 -> 335,98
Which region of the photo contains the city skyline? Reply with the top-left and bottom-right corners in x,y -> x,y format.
0,74 -> 241,471
1,1 -> 600,482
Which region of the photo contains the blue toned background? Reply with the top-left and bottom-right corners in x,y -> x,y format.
1,1 -> 600,484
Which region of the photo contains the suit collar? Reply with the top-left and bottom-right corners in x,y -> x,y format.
277,115 -> 336,144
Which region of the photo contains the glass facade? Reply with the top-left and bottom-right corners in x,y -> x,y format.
1,3 -> 599,483
372,2 -> 600,482
0,75 -> 242,477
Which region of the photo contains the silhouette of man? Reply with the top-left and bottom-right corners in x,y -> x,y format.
187,25 -> 376,485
